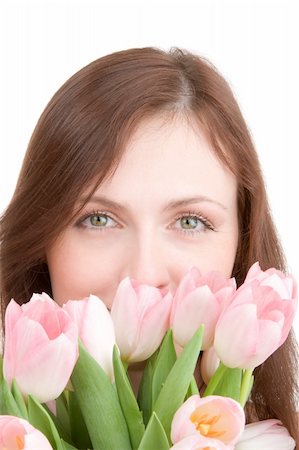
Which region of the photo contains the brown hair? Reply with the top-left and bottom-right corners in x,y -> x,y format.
0,47 -> 298,442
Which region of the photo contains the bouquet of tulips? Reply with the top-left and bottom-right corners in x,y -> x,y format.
0,262 -> 297,450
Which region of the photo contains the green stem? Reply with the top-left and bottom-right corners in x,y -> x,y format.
240,369 -> 254,407
203,363 -> 227,397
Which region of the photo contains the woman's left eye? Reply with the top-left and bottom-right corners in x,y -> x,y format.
173,212 -> 215,235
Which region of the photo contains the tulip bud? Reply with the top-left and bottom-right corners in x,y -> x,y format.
63,295 -> 116,380
214,262 -> 297,369
200,346 -> 220,385
3,293 -> 78,403
111,277 -> 172,363
171,267 -> 236,350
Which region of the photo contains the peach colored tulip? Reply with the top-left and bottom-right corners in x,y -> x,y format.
214,262 -> 297,369
200,347 -> 220,385
235,419 -> 295,450
63,295 -> 116,379
171,267 -> 236,350
3,293 -> 78,403
170,434 -> 233,449
0,415 -> 53,449
111,277 -> 172,363
170,394 -> 245,446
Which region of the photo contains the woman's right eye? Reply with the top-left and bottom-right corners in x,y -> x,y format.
76,212 -> 118,231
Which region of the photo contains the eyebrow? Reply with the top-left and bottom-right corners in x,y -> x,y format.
79,195 -> 228,212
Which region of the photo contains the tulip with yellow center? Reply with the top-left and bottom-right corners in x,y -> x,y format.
0,415 -> 52,449
191,411 -> 224,438
171,395 -> 245,447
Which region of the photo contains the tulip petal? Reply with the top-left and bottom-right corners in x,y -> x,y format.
64,296 -> 115,379
171,267 -> 236,353
24,432 -> 54,450
15,333 -> 78,403
129,292 -> 172,362
111,277 -> 140,358
171,434 -> 232,449
0,416 -> 52,450
235,419 -> 296,450
173,286 -> 218,349
171,395 -> 245,446
171,395 -> 200,443
4,316 -> 50,384
111,277 -> 172,362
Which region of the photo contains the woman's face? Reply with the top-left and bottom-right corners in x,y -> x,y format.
46,115 -> 239,308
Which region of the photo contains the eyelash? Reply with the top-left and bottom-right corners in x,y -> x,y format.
173,210 -> 215,235
75,209 -> 216,237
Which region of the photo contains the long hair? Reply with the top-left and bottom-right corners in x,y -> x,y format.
0,47 -> 298,441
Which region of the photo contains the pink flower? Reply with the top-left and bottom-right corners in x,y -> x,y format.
214,262 -> 297,369
200,347 -> 220,385
3,293 -> 78,403
0,415 -> 53,449
170,394 -> 245,446
111,277 -> 172,363
170,434 -> 233,449
235,419 -> 296,450
63,295 -> 116,379
171,268 -> 236,350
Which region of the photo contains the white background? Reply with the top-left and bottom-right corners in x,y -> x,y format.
0,0 -> 298,338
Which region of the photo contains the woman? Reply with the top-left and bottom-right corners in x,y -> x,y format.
0,47 -> 298,443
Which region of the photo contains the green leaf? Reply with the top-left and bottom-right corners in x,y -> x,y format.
55,394 -> 71,440
203,362 -> 227,397
137,349 -> 158,425
42,402 -> 73,445
153,326 -> 204,440
185,375 -> 200,399
11,379 -> 28,419
113,346 -> 145,449
151,330 -> 177,408
28,395 -> 63,450
0,357 -> 21,417
71,341 -> 131,450
61,439 -> 79,450
68,390 -> 92,449
212,366 -> 242,402
137,412 -> 169,450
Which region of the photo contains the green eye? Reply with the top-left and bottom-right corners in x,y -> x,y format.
90,214 -> 108,226
180,216 -> 199,229
76,211 -> 118,231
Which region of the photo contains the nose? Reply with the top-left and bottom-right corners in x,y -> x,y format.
123,232 -> 171,292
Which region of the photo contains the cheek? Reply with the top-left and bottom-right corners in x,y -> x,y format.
46,240 -> 120,307
187,234 -> 238,278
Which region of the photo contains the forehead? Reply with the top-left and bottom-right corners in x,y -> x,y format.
82,114 -> 237,212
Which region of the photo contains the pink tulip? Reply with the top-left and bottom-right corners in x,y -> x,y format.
170,434 -> 233,449
3,293 -> 78,403
200,347 -> 220,385
110,277 -> 172,363
63,295 -> 116,379
170,394 -> 245,446
0,415 -> 53,449
235,419 -> 296,450
214,262 -> 297,369
170,267 -> 236,350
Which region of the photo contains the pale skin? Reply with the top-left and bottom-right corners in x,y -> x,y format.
46,113 -> 239,391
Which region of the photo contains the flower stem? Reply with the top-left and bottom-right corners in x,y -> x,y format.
240,369 -> 254,407
203,362 -> 227,397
